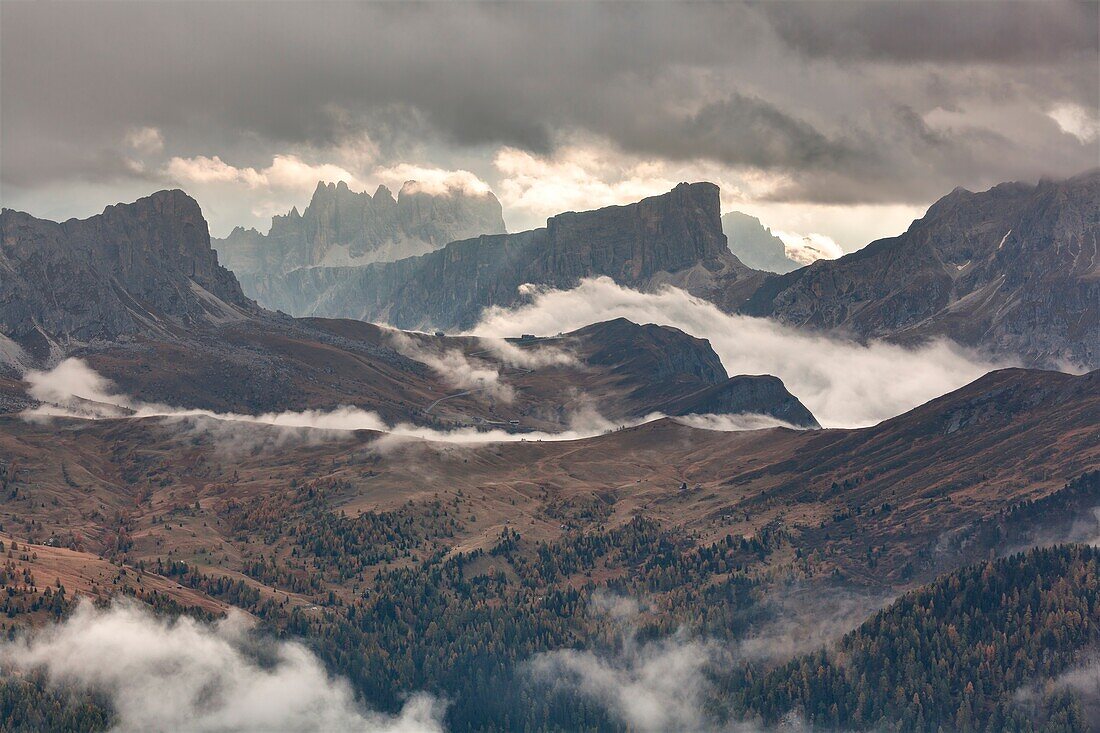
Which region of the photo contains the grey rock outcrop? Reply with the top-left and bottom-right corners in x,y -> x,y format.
571,317 -> 728,395
650,374 -> 820,428
568,318 -> 819,427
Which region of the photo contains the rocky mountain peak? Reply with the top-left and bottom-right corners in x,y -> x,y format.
573,317 -> 727,384
542,181 -> 735,281
253,182 -> 757,330
103,187 -> 201,220
0,190 -> 255,361
373,184 -> 396,204
215,179 -> 507,278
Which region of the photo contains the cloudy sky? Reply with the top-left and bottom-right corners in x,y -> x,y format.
2,1 -> 1097,252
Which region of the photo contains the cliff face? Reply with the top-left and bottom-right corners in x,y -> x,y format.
214,180 -> 506,277
0,190 -> 254,361
737,171 -> 1100,368
253,182 -> 754,329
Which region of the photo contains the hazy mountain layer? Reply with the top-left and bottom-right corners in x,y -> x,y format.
213,179 -> 503,274
721,210 -> 801,273
215,180 -> 506,279
243,173 -> 1098,368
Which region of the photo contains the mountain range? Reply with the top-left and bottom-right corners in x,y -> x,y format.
0,190 -> 815,430
220,171 -> 1098,369
246,181 -> 754,329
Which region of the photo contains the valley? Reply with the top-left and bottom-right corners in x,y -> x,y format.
0,158 -> 1096,732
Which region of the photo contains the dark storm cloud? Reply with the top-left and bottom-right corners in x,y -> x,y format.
1,1 -> 1096,212
1,2 -> 740,168
761,1 -> 1098,64
619,93 -> 861,171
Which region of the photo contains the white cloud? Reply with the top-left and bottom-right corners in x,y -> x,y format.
263,155 -> 361,191
771,230 -> 845,265
165,154 -> 362,192
472,277 -> 1009,428
167,154 -> 250,185
1048,103 -> 1100,143
25,356 -> 120,406
1016,657 -> 1100,722
374,164 -> 492,197
1049,660 -> 1100,703
735,587 -> 895,664
530,634 -> 717,733
527,593 -> 717,733
493,145 -> 682,222
389,332 -> 515,403
22,358 -> 630,445
528,590 -> 881,733
124,126 -> 164,154
473,337 -> 579,369
1,600 -> 444,733
671,413 -> 803,432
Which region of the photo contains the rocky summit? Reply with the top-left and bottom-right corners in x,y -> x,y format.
0,190 -> 254,363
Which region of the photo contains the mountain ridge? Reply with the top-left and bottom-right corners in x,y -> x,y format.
251,181 -> 757,329
214,179 -> 506,278
0,191 -> 814,430
734,170 -> 1100,368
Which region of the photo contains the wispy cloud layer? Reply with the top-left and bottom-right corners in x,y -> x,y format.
473,277 -> 1008,428
389,332 -> 515,403
21,358 -> 626,446
527,590 -> 878,733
